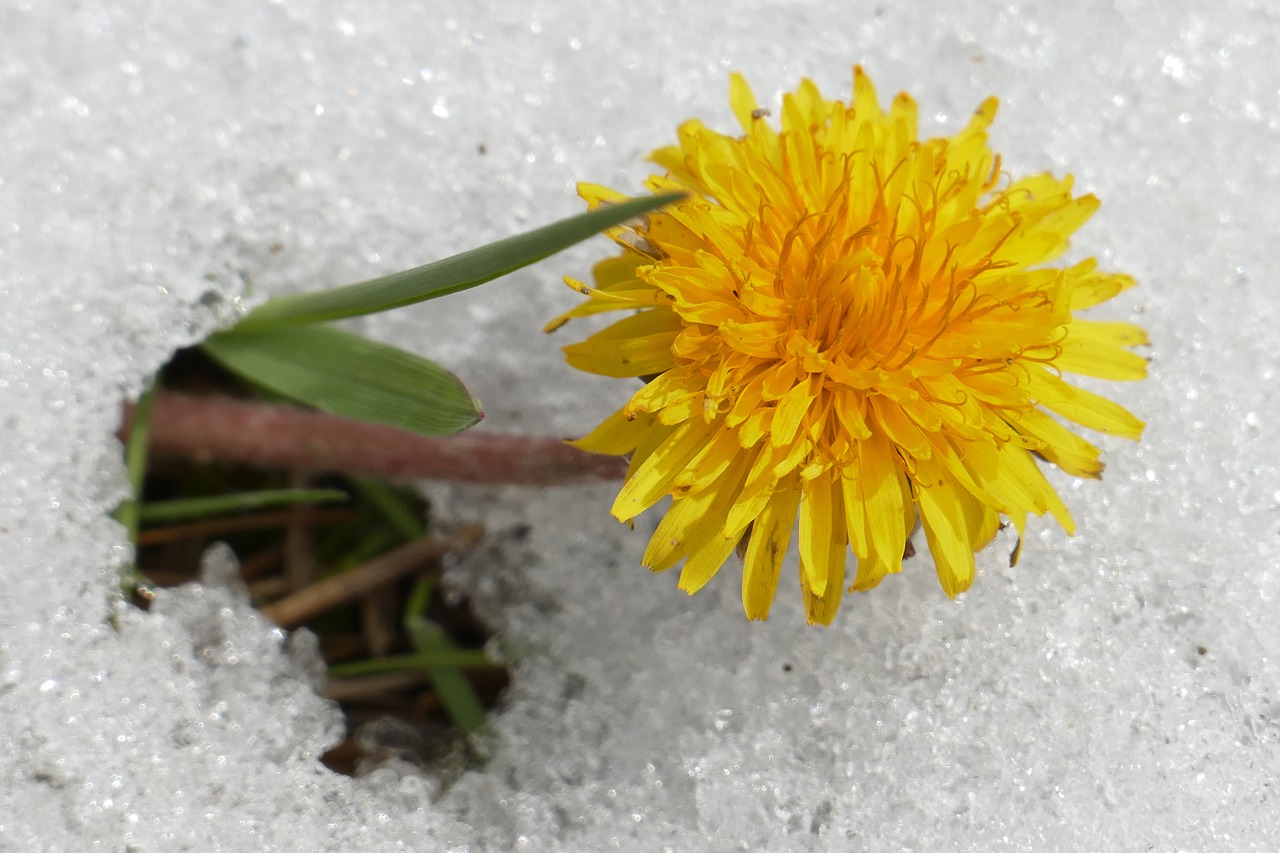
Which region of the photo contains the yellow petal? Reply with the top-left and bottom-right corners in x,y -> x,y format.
729,72 -> 761,135
612,419 -> 717,521
916,477 -> 977,598
678,526 -> 741,594
799,477 -> 847,625
798,474 -> 835,597
1005,407 -> 1103,479
567,407 -> 652,455
645,452 -> 752,572
724,445 -> 783,536
841,469 -> 868,561
1026,367 -> 1145,439
851,66 -> 883,123
995,441 -> 1077,535
1066,263 -> 1138,311
849,432 -> 908,589
1055,320 -> 1149,381
673,424 -> 750,494
577,182 -> 630,207
771,378 -> 815,447
626,369 -> 705,417
643,481 -> 726,571
562,309 -> 683,378
871,396 -> 933,461
741,486 -> 801,620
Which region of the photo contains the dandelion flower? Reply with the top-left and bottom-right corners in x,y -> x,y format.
550,68 -> 1146,624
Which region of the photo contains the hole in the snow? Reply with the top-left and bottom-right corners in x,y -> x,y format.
124,347 -> 511,777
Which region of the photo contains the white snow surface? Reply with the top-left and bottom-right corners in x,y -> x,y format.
2,0 -> 1278,850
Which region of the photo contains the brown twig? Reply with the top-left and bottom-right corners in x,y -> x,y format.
259,524 -> 483,628
120,391 -> 628,485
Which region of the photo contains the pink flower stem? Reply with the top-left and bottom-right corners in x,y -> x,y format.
120,391 -> 627,486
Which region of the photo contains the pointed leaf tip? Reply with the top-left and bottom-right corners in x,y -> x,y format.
201,324 -> 483,437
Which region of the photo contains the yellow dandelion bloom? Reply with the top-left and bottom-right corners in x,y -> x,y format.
550,68 -> 1146,625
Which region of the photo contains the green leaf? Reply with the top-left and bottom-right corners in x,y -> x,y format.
232,192 -> 683,332
201,325 -> 482,437
137,488 -> 350,524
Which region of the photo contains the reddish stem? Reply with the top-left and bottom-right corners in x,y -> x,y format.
121,391 -> 627,485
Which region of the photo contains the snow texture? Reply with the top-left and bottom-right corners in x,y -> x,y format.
2,0 -> 1277,850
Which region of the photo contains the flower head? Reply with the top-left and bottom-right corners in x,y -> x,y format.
550,68 -> 1146,624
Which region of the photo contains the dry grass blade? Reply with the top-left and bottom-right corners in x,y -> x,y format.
261,524 -> 483,628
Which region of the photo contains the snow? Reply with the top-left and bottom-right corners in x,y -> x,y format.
1,0 -> 1277,849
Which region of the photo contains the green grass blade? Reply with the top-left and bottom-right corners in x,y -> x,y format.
116,381 -> 156,546
138,488 -> 349,524
201,325 -> 482,437
232,192 -> 684,331
351,478 -> 427,540
404,579 -> 489,734
327,650 -> 492,678
408,619 -> 490,735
